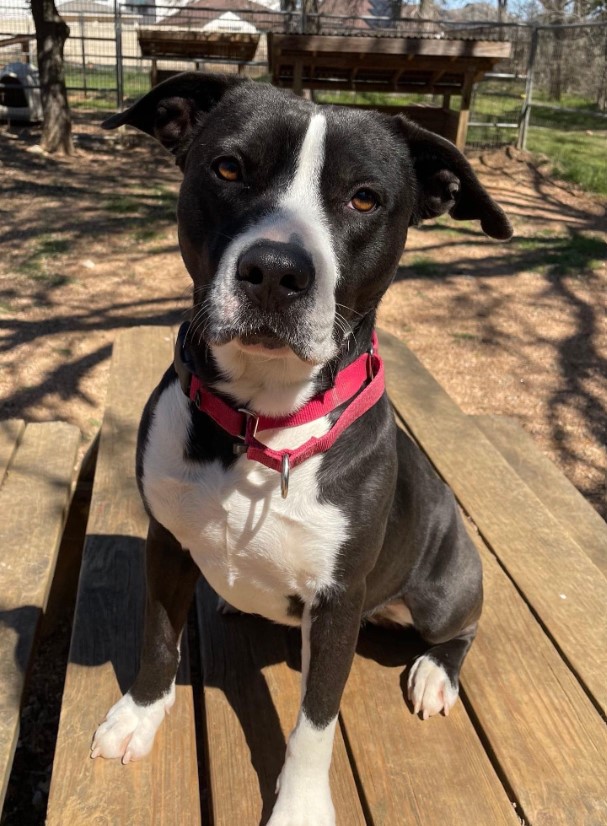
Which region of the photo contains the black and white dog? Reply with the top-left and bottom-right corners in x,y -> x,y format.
92,73 -> 512,825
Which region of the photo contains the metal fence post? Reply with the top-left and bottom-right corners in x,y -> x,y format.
518,25 -> 538,151
79,13 -> 87,100
114,0 -> 124,111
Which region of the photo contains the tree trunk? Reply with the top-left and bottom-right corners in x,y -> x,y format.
302,0 -> 320,33
30,0 -> 74,154
497,0 -> 507,27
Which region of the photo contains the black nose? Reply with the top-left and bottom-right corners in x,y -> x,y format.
236,241 -> 315,312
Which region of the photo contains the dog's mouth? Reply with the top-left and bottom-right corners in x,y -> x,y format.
208,321 -> 312,360
239,331 -> 290,351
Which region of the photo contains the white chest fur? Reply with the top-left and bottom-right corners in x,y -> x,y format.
141,382 -> 348,625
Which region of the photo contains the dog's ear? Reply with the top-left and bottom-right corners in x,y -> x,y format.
101,72 -> 244,166
393,115 -> 512,240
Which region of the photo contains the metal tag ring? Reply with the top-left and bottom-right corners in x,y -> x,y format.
281,454 -> 290,499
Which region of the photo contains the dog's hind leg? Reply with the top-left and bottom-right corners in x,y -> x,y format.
407,624 -> 477,719
403,507 -> 482,720
91,517 -> 200,762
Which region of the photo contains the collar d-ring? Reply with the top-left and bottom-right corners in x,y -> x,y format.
281,454 -> 290,499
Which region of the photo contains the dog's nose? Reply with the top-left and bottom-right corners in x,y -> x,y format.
236,241 -> 315,312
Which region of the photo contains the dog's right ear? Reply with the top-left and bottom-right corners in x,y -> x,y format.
101,72 -> 244,166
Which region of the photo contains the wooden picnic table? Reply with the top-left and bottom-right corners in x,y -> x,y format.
1,325 -> 606,825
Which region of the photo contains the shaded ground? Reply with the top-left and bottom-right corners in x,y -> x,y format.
0,124 -> 605,518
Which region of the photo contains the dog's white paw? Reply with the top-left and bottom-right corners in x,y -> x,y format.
407,655 -> 459,720
267,778 -> 335,826
91,686 -> 175,763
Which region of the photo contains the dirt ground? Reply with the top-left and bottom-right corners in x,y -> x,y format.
1,121 -> 606,520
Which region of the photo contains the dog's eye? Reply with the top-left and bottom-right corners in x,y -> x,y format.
213,157 -> 241,182
348,189 -> 378,213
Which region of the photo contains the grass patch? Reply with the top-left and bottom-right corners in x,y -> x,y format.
451,332 -> 480,342
105,187 -> 176,222
408,256 -> 443,278
104,195 -> 142,215
16,234 -> 73,286
315,90 -> 431,107
133,227 -> 162,242
526,126 -> 607,196
65,64 -> 149,109
517,232 -> 606,276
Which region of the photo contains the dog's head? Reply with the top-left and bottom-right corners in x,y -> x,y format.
104,73 -> 511,373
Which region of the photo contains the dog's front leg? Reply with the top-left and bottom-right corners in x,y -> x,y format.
268,585 -> 365,826
91,517 -> 200,763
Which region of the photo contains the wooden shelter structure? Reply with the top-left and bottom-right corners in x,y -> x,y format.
0,34 -> 34,64
139,27 -> 261,85
268,33 -> 511,149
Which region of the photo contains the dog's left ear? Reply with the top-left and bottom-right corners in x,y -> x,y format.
393,115 -> 513,240
101,72 -> 245,167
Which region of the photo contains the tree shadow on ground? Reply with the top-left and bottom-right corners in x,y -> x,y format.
0,129 -> 180,254
395,222 -> 607,516
0,132 -> 187,426
0,298 -> 185,421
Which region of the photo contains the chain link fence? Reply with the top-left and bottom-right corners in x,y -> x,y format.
1,0 -> 606,179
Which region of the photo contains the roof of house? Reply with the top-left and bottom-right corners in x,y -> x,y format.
57,0 -> 113,15
157,0 -> 430,30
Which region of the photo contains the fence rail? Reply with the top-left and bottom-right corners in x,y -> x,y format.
1,2 -> 606,158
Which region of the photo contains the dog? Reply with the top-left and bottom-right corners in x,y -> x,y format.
91,72 -> 512,825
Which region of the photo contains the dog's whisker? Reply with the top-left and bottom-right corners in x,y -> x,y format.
336,302 -> 365,319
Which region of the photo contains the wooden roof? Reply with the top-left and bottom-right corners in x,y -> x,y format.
138,27 -> 260,61
268,32 -> 511,94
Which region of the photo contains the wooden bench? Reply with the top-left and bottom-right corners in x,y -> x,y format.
0,419 -> 80,812
3,325 -> 606,825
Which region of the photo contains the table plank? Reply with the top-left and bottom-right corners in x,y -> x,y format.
340,628 -> 521,826
0,419 -> 24,486
463,529 -> 607,825
474,414 -> 607,578
378,329 -> 607,714
197,581 -> 366,826
47,327 -> 202,826
0,421 -> 79,811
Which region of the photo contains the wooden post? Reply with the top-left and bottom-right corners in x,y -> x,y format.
293,59 -> 303,95
79,14 -> 87,99
442,93 -> 451,110
518,26 -> 538,151
113,0 -> 124,109
455,70 -> 474,150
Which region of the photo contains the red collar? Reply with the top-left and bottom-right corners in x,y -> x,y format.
174,323 -> 385,497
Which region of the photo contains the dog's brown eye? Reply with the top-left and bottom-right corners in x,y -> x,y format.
349,189 -> 378,213
214,157 -> 241,182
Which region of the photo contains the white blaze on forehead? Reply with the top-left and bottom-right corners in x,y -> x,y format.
282,112 -> 327,212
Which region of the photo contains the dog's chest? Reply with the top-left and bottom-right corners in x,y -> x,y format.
141,381 -> 348,624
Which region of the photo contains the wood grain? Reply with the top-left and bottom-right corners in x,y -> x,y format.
0,419 -> 24,486
464,528 -> 607,826
47,327 -> 202,826
340,629 -> 521,826
474,414 -> 607,578
0,421 -> 79,811
197,581 -> 366,826
270,34 -> 512,59
378,329 -> 607,714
